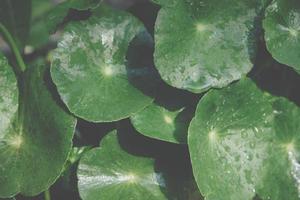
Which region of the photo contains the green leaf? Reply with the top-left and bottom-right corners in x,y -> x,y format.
263,0 -> 300,74
77,130 -> 168,200
188,78 -> 300,200
0,0 -> 31,50
51,6 -> 156,122
131,86 -> 198,144
69,0 -> 102,10
131,105 -> 187,144
27,0 -> 54,48
153,0 -> 264,93
46,0 -> 102,33
0,55 -> 76,197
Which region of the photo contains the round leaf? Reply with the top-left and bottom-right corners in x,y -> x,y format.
77,130 -> 168,200
263,0 -> 300,73
51,6 -> 156,122
188,78 -> 300,200
0,61 -> 76,198
153,0 -> 264,93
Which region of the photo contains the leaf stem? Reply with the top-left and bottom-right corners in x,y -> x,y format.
0,23 -> 26,72
44,189 -> 51,200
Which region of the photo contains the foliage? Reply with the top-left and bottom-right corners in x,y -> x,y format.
0,0 -> 300,200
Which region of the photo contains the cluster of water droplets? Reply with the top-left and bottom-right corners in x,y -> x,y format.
0,59 -> 18,138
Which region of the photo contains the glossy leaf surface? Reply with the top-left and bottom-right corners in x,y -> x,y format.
0,57 -> 76,197
131,86 -> 198,144
77,130 -> 168,200
189,78 -> 300,200
263,0 -> 300,73
51,6 -> 156,122
153,0 -> 264,93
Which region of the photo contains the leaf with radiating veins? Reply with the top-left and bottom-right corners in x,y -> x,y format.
189,78 -> 300,200
153,0 -> 266,93
51,5 -> 157,122
77,130 -> 168,200
0,54 -> 76,198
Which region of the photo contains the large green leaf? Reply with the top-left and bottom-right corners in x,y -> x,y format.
77,130 -> 168,200
263,0 -> 300,74
51,6 -> 156,122
188,78 -> 300,200
0,0 -> 31,50
0,55 -> 76,197
153,0 -> 264,93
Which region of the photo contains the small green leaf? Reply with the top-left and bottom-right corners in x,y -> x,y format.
0,55 -> 76,198
153,0 -> 264,93
46,0 -> 102,33
131,105 -> 187,144
77,130 -> 168,200
263,0 -> 300,74
0,0 -> 31,50
189,78 -> 300,200
131,86 -> 198,144
51,6 -> 156,122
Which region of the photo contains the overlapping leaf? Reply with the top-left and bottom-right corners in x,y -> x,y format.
153,0 -> 265,93
77,130 -> 168,200
263,0 -> 300,74
51,6 -> 157,122
131,86 -> 198,144
46,0 -> 102,33
189,78 -> 300,200
0,54 -> 76,198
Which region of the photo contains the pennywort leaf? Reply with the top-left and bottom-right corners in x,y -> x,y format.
153,0 -> 264,93
0,55 -> 76,198
188,78 -> 300,200
263,0 -> 300,74
46,0 -> 102,33
131,85 -> 199,144
77,130 -> 168,200
51,5 -> 157,122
